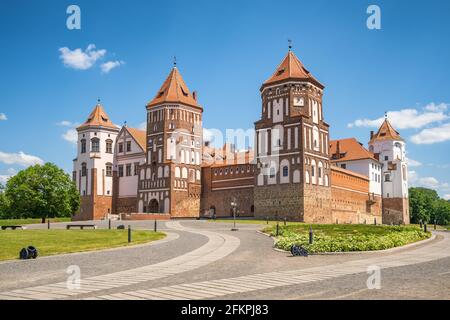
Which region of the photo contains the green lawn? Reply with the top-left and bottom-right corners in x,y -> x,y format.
0,229 -> 165,261
264,224 -> 431,253
0,217 -> 71,226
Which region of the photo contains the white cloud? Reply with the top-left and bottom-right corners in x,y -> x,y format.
408,170 -> 419,184
57,120 -> 75,127
444,194 -> 450,200
100,60 -> 124,74
407,158 -> 422,167
59,44 -> 106,70
410,123 -> 450,144
418,176 -> 440,189
348,103 -> 449,130
424,102 -> 448,112
62,129 -> 78,144
0,151 -> 44,167
0,175 -> 9,185
0,113 -> 7,121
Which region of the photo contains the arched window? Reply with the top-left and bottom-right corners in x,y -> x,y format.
182,167 -> 188,179
175,167 -> 181,178
324,174 -> 329,187
305,170 -> 310,184
81,139 -> 86,153
282,166 -> 288,177
81,163 -> 87,177
106,139 -> 113,153
91,138 -> 100,152
311,159 -> 317,184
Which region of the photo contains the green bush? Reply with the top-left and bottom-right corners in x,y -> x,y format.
266,224 -> 431,253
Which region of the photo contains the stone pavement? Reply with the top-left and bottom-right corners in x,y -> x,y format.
0,220 -> 448,300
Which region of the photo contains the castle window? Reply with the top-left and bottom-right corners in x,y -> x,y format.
106,163 -> 112,177
106,140 -> 113,153
91,138 -> 100,152
134,163 -> 139,175
384,156 -> 389,161
282,166 -> 288,177
126,164 -> 132,176
385,174 -> 391,182
118,143 -> 123,153
118,165 -> 124,177
81,163 -> 87,177
341,164 -> 346,169
269,167 -> 276,178
126,141 -> 131,152
81,139 -> 86,153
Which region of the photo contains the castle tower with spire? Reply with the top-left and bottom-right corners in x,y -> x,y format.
72,102 -> 119,220
137,64 -> 203,217
254,47 -> 332,222
369,117 -> 410,224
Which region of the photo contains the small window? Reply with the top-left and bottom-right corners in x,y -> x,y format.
81,163 -> 87,177
91,138 -> 100,152
118,165 -> 124,177
318,167 -> 322,178
106,163 -> 112,177
282,166 -> 288,177
134,163 -> 139,176
126,164 -> 132,176
81,139 -> 86,153
118,143 -> 123,153
385,174 -> 391,182
126,141 -> 131,152
106,140 -> 113,153
341,164 -> 346,169
384,156 -> 389,161
270,167 -> 276,178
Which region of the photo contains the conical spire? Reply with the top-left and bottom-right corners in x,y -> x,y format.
369,118 -> 403,143
147,66 -> 201,109
262,50 -> 323,90
77,102 -> 118,131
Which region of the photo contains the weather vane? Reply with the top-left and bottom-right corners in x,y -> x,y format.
288,39 -> 292,51
173,56 -> 177,67
97,97 -> 101,104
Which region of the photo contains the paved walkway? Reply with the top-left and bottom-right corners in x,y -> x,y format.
0,221 -> 240,300
91,231 -> 450,300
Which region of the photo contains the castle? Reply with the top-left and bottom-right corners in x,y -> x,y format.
72,48 -> 410,225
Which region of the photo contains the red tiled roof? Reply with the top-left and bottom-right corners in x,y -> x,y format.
147,67 -> 201,109
262,50 -> 324,89
126,127 -> 146,151
369,119 -> 403,143
330,138 -> 378,162
77,104 -> 118,130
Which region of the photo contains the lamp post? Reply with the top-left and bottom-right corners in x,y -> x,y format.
231,198 -> 238,231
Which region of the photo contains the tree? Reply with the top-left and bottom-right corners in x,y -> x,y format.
409,187 -> 450,225
5,163 -> 80,222
0,183 -> 10,219
409,187 -> 439,223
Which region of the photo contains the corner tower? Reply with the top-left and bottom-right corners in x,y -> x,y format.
254,48 -> 332,222
72,102 -> 119,221
137,64 -> 203,217
369,117 -> 410,224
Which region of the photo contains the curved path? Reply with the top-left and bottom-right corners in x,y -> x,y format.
92,230 -> 450,300
0,221 -> 240,300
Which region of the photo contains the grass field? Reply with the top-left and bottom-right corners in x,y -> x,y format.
0,229 -> 165,261
264,224 -> 431,253
0,217 -> 72,226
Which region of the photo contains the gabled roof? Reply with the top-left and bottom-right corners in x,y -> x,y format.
261,50 -> 324,90
330,138 -> 378,162
77,104 -> 118,131
369,118 -> 403,143
147,67 -> 201,109
126,127 -> 146,151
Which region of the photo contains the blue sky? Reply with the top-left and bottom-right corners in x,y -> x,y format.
0,0 -> 449,198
